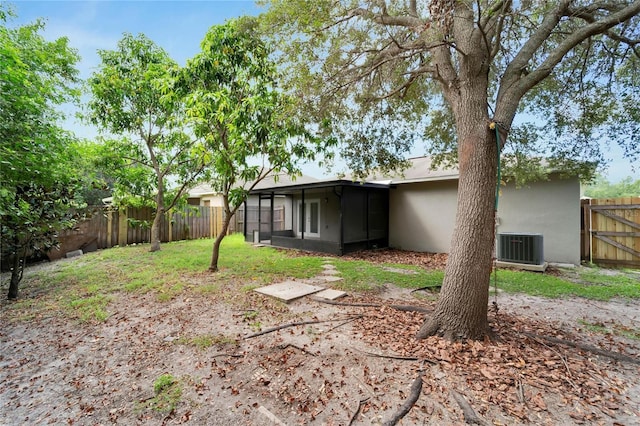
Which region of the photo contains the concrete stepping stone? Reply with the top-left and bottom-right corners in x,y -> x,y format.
314,289 -> 347,300
312,275 -> 343,283
321,269 -> 341,276
254,281 -> 324,302
322,264 -> 337,270
381,266 -> 418,275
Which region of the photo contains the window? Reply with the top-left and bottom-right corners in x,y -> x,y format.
297,199 -> 320,237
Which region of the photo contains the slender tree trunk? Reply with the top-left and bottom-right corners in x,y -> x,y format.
209,215 -> 232,272
150,179 -> 164,252
150,209 -> 163,252
8,240 -> 24,300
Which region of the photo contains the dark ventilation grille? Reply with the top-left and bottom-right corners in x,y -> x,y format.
498,233 -> 544,265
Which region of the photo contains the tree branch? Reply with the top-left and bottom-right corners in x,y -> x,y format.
350,7 -> 423,28
521,1 -> 640,94
495,0 -> 640,127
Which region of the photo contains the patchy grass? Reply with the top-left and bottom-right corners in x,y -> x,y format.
578,319 -> 640,341
333,259 -> 443,292
3,234 -> 323,322
5,235 -> 638,326
495,268 -> 640,300
174,333 -> 237,350
137,374 -> 183,414
67,294 -> 112,322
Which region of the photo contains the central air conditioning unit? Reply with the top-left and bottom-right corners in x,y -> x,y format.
498,233 -> 544,265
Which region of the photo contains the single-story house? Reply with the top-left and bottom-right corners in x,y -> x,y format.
187,174 -> 321,237
248,157 -> 581,265
187,174 -> 319,207
246,178 -> 391,255
187,183 -> 224,207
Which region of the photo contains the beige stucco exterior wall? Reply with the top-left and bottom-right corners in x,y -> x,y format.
198,195 -> 224,207
388,175 -> 580,265
497,176 -> 580,265
389,180 -> 459,253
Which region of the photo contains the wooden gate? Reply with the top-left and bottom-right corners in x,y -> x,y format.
586,197 -> 640,268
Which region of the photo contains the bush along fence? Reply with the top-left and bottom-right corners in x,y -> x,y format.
49,205 -> 241,260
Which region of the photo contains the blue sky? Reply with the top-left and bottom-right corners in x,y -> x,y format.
13,1 -> 262,74
9,1 -> 639,182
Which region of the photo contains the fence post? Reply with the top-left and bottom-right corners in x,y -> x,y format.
118,207 -> 128,246
106,209 -> 113,248
209,206 -> 214,238
168,211 -> 173,243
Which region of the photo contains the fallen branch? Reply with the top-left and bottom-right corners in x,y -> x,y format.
525,334 -> 580,391
325,314 -> 363,333
277,343 -> 317,356
523,332 -> 640,365
310,297 -> 383,308
382,372 -> 423,426
451,391 -> 484,425
348,397 -> 370,426
243,318 -> 346,339
161,408 -> 176,426
211,353 -> 244,358
355,348 -> 436,364
311,297 -> 432,314
391,304 -> 433,314
515,379 -> 525,404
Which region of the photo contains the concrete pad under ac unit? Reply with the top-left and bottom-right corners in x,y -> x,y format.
495,260 -> 548,272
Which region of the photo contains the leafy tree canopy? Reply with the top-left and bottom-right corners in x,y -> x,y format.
258,1 -> 640,340
86,33 -> 209,251
259,1 -> 640,181
0,5 -> 83,298
176,17 -> 326,209
174,17 -> 329,271
583,175 -> 640,198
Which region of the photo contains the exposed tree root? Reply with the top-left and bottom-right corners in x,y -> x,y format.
410,285 -> 442,293
451,391 -> 485,425
211,353 -> 243,358
382,372 -> 423,426
311,296 -> 432,314
354,348 -> 436,364
417,314 -> 491,341
416,316 -> 440,340
348,397 -> 370,426
523,332 -> 640,365
277,343 -> 317,356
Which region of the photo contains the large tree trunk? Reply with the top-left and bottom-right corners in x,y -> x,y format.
414,2 -> 500,341
418,48 -> 498,339
416,123 -> 498,340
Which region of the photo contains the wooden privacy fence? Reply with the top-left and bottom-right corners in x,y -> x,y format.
581,197 -> 640,268
50,206 -> 237,260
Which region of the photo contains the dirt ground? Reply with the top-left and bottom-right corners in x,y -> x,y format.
1,253 -> 639,426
